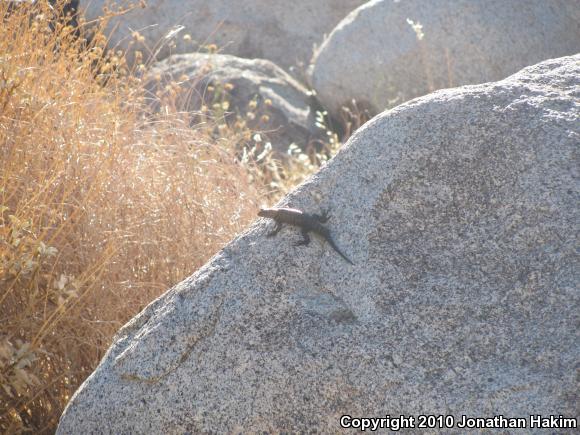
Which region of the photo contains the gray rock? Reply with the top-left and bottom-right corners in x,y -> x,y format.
145,53 -> 325,154
57,55 -> 579,433
311,0 -> 580,118
80,0 -> 366,71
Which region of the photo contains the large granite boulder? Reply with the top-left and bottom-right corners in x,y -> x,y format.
145,53 -> 325,154
57,55 -> 579,433
80,0 -> 366,71
311,0 -> 580,117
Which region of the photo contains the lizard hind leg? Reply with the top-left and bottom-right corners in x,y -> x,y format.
267,222 -> 283,237
294,228 -> 311,246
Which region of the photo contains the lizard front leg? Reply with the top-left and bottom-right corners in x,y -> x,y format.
294,228 -> 311,246
267,221 -> 283,237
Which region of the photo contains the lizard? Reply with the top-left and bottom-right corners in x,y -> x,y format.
258,207 -> 354,265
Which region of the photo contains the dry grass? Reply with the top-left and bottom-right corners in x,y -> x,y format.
0,2 -> 300,433
0,1 -> 342,432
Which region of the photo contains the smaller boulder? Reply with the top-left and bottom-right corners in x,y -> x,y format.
145,53 -> 328,154
311,0 -> 580,118
79,0 -> 367,71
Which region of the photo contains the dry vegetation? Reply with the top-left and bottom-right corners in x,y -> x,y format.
0,2 -> 339,433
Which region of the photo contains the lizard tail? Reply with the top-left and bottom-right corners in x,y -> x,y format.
329,239 -> 354,265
